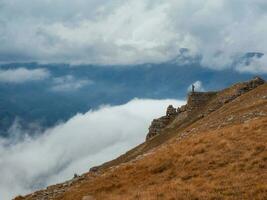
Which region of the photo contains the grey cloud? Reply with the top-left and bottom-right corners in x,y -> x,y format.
235,55 -> 267,73
51,75 -> 93,92
0,0 -> 266,72
0,68 -> 50,83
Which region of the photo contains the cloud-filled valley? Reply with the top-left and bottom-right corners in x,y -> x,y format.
0,1 -> 267,199
0,98 -> 185,200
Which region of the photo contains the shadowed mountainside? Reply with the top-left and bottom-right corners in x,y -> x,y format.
15,77 -> 267,200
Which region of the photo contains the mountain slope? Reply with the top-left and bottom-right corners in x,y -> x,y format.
15,78 -> 267,200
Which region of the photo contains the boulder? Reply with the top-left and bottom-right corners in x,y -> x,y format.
166,105 -> 178,117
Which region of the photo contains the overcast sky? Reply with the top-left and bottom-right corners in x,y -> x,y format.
0,0 -> 266,72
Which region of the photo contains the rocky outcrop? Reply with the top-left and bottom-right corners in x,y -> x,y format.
146,92 -> 217,140
187,92 -> 217,111
244,76 -> 265,89
146,105 -> 179,140
218,76 -> 265,104
146,76 -> 265,141
166,105 -> 178,117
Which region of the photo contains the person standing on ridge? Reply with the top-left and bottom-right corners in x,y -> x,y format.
192,84 -> 195,93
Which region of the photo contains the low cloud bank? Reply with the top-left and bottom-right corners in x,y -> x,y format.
51,75 -> 93,92
0,98 -> 185,200
0,68 -> 50,83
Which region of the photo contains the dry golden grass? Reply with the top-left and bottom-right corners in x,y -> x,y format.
53,115 -> 267,200
19,83 -> 267,200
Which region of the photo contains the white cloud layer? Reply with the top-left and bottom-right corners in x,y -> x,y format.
0,98 -> 185,200
51,75 -> 92,92
0,0 -> 266,72
0,68 -> 50,83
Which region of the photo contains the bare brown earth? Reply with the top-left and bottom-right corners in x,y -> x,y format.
16,81 -> 267,200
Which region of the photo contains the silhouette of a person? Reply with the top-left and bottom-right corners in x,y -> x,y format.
192,84 -> 195,93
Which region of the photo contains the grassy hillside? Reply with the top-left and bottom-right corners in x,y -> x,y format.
16,80 -> 267,200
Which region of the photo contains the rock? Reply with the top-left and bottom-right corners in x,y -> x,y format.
187,92 -> 217,110
146,116 -> 170,140
197,114 -> 204,119
146,77 -> 265,140
222,95 -> 237,104
166,105 -> 178,117
250,76 -> 265,87
179,105 -> 187,112
208,108 -> 215,112
146,105 -> 179,140
13,196 -> 24,200
227,116 -> 234,122
257,111 -> 266,116
82,195 -> 95,200
146,90 -> 224,140
238,76 -> 265,94
63,183 -> 69,187
90,166 -> 99,173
